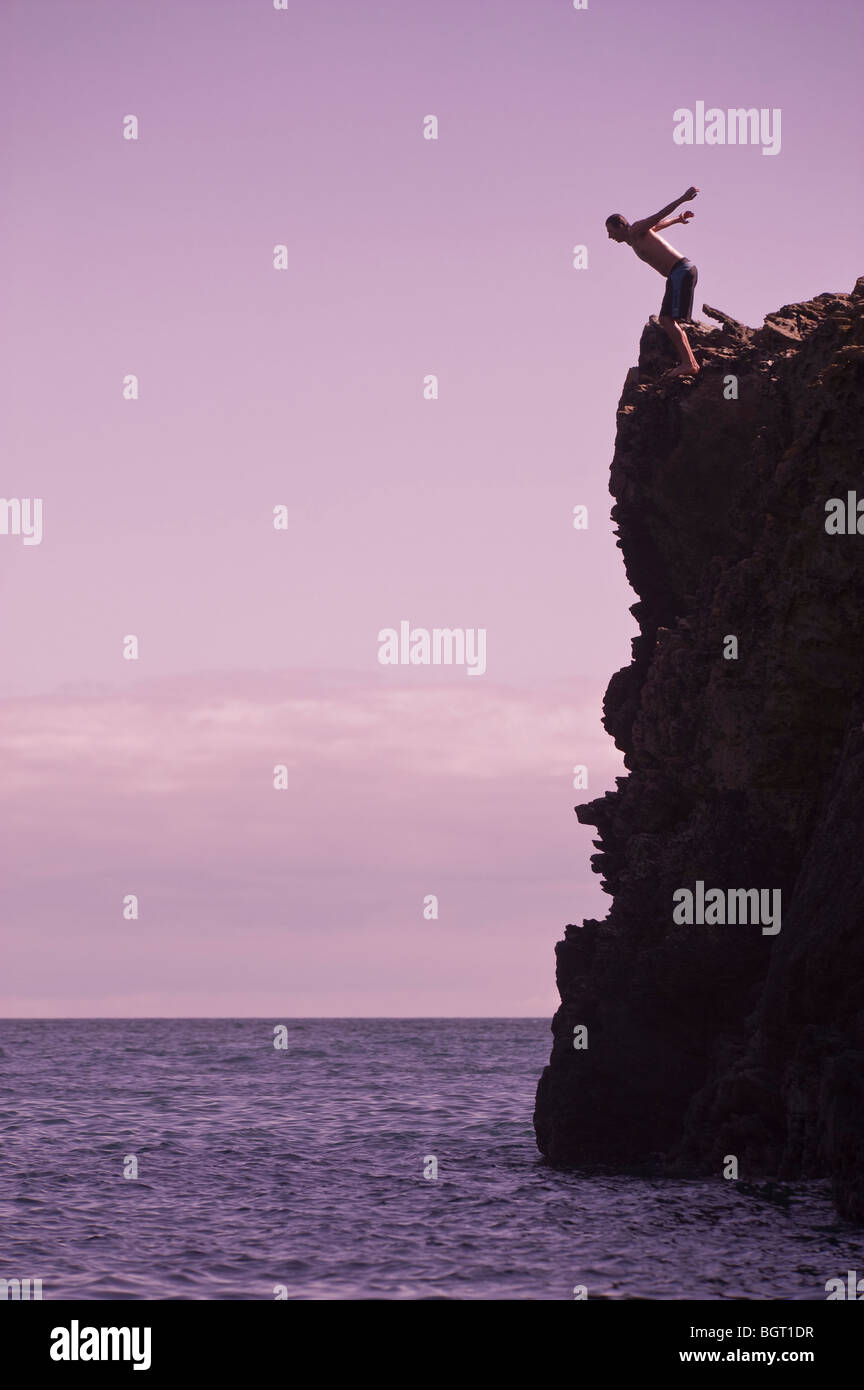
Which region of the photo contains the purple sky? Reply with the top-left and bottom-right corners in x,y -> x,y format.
2,0 -> 861,1015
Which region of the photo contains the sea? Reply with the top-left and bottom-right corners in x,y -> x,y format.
1,1018 -> 861,1301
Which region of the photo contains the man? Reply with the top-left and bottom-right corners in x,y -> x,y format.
606,187 -> 700,378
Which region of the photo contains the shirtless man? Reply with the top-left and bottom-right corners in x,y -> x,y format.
606,187 -> 700,377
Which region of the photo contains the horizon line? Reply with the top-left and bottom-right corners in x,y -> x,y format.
0,1014 -> 552,1022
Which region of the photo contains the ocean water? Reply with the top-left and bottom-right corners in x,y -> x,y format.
1,1018 -> 861,1301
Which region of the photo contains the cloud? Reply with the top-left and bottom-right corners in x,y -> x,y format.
0,671 -> 622,1014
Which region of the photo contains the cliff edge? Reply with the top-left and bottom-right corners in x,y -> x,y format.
534,278 -> 864,1220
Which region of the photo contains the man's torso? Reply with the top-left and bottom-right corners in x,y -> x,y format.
629,229 -> 683,276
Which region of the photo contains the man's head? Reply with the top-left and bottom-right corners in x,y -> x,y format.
605,213 -> 629,243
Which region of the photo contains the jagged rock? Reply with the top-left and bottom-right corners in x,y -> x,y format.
534,279 -> 864,1221
702,303 -> 751,338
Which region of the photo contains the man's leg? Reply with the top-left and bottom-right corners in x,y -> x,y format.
658,314 -> 699,376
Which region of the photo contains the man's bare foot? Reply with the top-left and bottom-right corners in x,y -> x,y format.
666,362 -> 699,378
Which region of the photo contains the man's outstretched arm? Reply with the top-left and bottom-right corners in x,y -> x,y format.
653,211 -> 694,230
630,187 -> 699,238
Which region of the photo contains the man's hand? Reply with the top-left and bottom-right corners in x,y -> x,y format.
631,187 -> 700,238
652,209 -> 695,230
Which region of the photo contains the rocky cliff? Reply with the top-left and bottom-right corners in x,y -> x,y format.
534,278 -> 864,1220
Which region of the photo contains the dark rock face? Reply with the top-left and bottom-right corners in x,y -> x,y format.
534,279 -> 864,1220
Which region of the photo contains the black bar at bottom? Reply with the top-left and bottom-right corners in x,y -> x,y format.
6,1298 -> 859,1378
